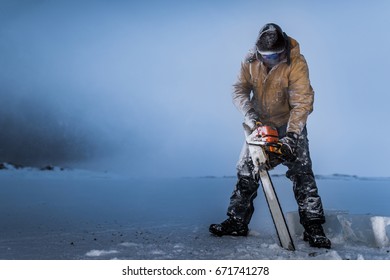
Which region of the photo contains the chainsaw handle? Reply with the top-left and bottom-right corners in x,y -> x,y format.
242,123 -> 253,138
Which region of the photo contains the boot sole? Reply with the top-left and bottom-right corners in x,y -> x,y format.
209,225 -> 248,237
210,230 -> 248,237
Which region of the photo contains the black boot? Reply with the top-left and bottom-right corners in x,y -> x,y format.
303,223 -> 331,249
209,217 -> 249,237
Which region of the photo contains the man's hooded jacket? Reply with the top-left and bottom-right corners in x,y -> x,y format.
232,36 -> 314,135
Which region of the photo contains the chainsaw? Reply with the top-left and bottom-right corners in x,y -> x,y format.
245,124 -> 289,174
243,123 -> 295,251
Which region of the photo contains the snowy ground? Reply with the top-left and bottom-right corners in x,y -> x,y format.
0,167 -> 390,260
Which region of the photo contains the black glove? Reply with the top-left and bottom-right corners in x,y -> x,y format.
244,109 -> 261,130
279,132 -> 299,161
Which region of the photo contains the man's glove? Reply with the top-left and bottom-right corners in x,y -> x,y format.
244,108 -> 261,131
279,132 -> 299,161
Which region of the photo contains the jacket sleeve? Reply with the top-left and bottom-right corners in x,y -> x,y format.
232,61 -> 253,116
287,55 -> 314,135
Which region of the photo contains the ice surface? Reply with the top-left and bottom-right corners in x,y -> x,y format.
371,216 -> 390,247
0,169 -> 390,260
85,250 -> 118,257
287,211 -> 390,248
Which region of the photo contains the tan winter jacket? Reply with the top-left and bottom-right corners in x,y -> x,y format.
232,37 -> 314,135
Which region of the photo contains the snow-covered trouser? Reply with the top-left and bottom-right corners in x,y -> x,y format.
227,126 -> 326,226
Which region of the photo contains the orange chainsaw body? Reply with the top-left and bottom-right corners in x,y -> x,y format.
257,126 -> 281,154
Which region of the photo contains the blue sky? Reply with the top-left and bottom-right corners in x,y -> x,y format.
1,0 -> 389,177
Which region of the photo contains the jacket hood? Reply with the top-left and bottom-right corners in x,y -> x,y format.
289,37 -> 301,59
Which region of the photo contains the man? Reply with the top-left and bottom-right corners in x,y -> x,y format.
209,23 -> 331,249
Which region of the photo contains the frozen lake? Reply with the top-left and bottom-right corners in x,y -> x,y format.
0,169 -> 389,260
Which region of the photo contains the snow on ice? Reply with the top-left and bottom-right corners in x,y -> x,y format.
0,166 -> 389,260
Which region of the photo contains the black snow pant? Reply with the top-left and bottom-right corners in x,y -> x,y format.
227,126 -> 326,227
